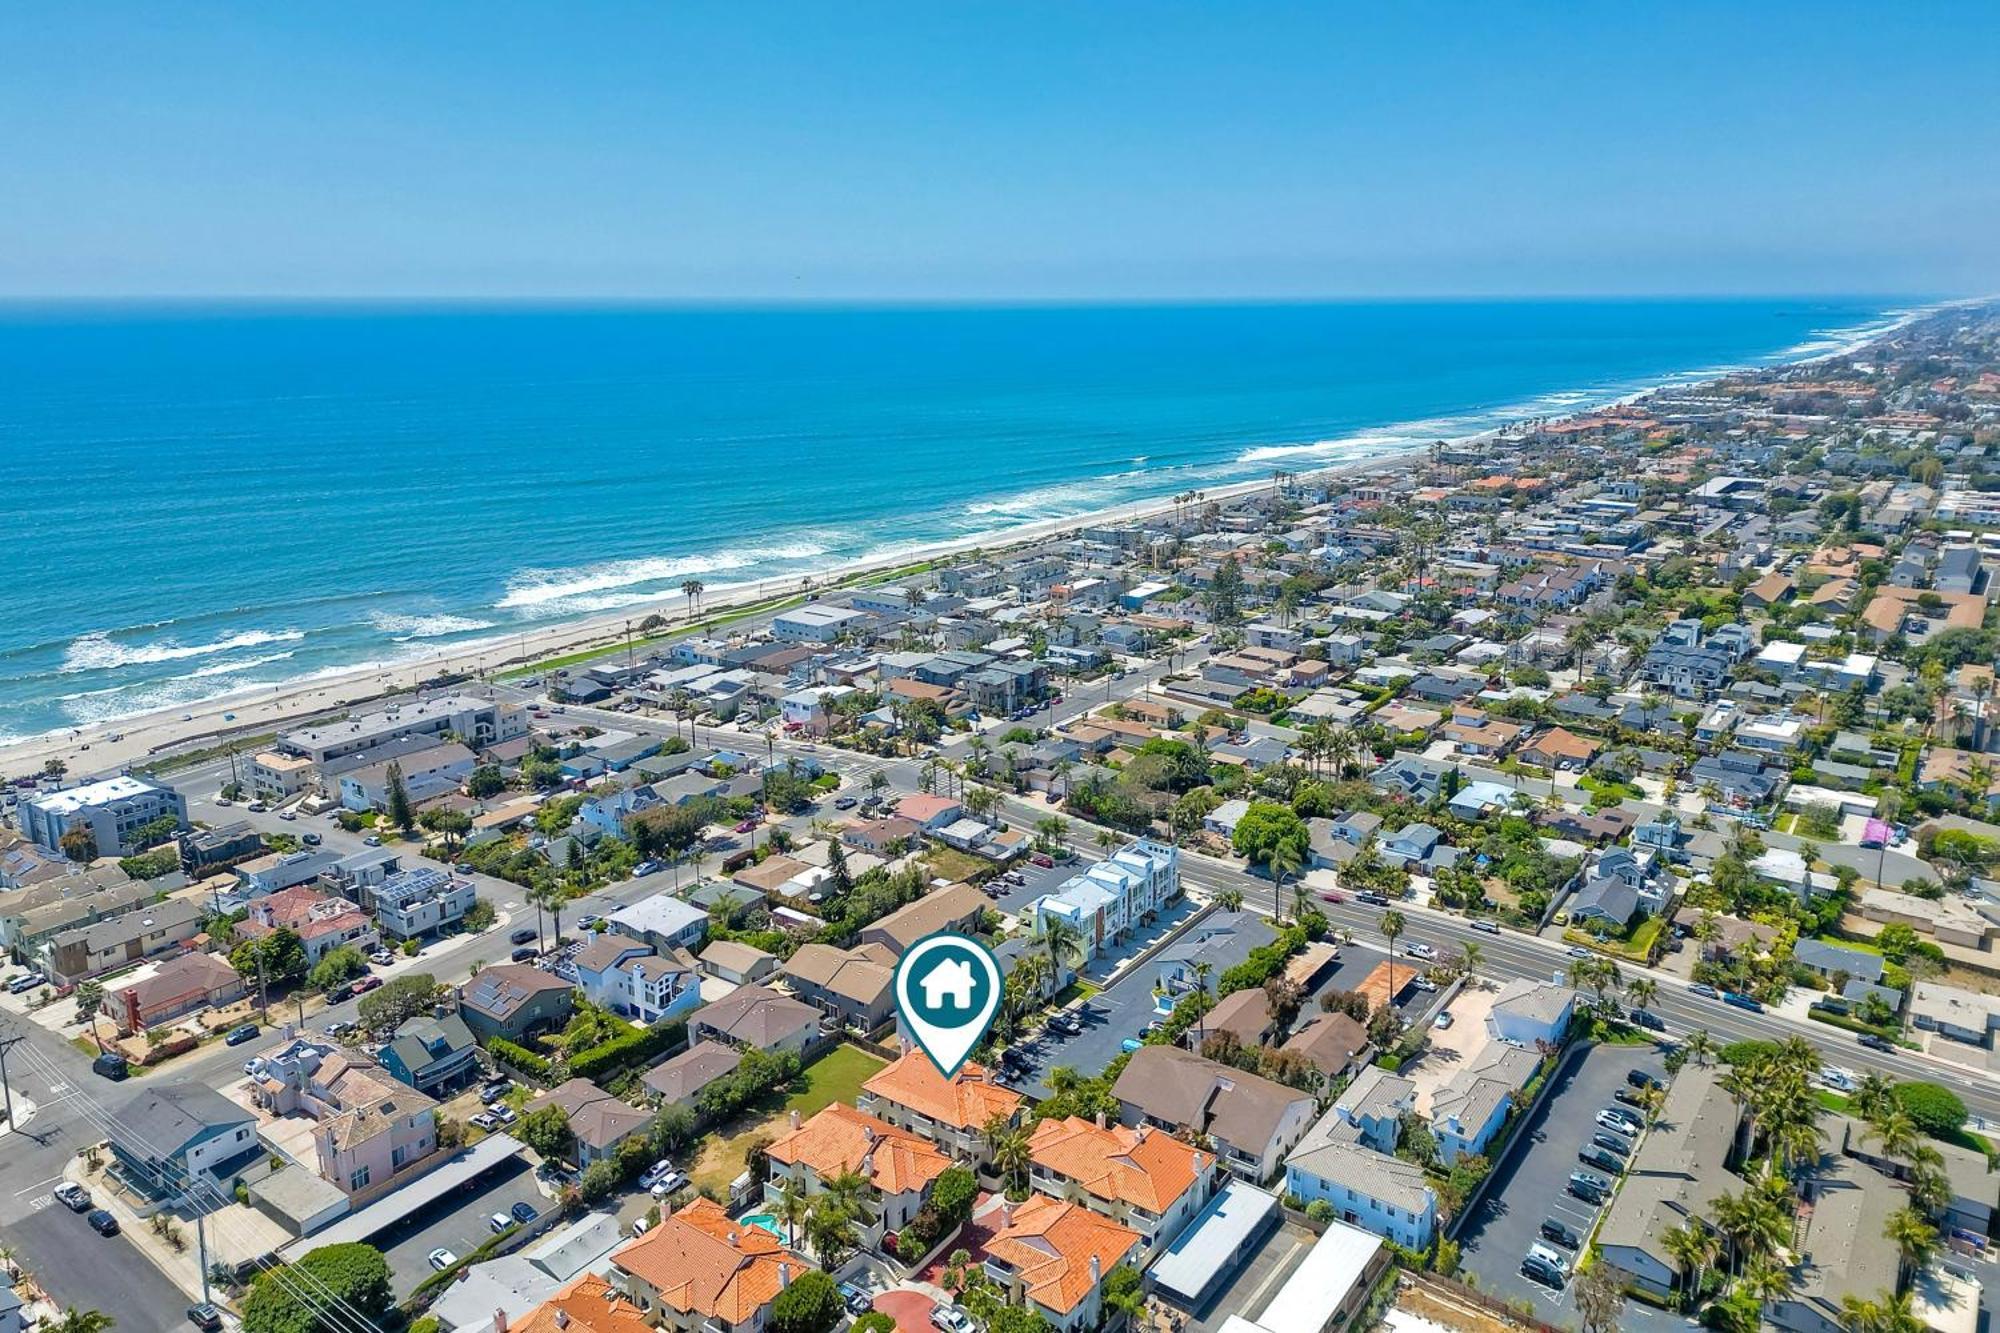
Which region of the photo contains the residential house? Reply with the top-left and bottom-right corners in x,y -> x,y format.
458,963 -> 576,1045
380,1013 -> 482,1095
1379,822 -> 1443,869
858,1051 -> 1024,1168
1368,757 -> 1455,804
607,891 -> 710,954
697,940 -> 779,986
689,984 -> 823,1058
107,1081 -> 262,1203
1596,1064 -> 1742,1299
101,950 -> 246,1035
1280,1012 -> 1370,1084
780,942 -> 897,1032
1440,709 -> 1524,758
44,897 -> 204,987
367,866 -> 477,941
1519,727 -> 1598,772
859,882 -> 988,953
1112,1046 -> 1315,1184
643,1040 -> 743,1112
763,1103 -> 952,1248
1027,1115 -> 1217,1258
527,1079 -> 654,1168
982,1196 -> 1142,1333
1283,1093 -> 1436,1249
570,935 -> 703,1025
608,1196 -> 791,1333
240,885 -> 381,963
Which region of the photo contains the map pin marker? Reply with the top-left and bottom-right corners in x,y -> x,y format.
894,932 -> 1004,1079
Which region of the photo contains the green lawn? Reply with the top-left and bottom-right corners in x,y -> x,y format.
1050,979 -> 1101,1008
785,1044 -> 888,1118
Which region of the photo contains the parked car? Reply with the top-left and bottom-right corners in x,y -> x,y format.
53,1183 -> 92,1213
1721,991 -> 1764,1014
1409,976 -> 1438,993
92,1051 -> 129,1081
834,797 -> 858,810
1567,1170 -> 1611,1204
512,1201 -> 538,1225
511,946 -> 539,962
639,1159 -> 677,1189
471,1113 -> 499,1131
649,1170 -> 690,1199
489,1211 -> 515,1234
7,972 -> 46,994
352,975 -> 382,993
1520,1253 -> 1566,1291
577,914 -> 604,930
301,832 -> 322,845
510,927 -> 538,945
362,834 -> 382,847
369,948 -> 395,965
1528,1242 -> 1572,1276
428,1248 -> 458,1272
734,818 -> 760,833
1591,1130 -> 1634,1159
840,1283 -> 873,1316
1031,853 -> 1055,868
1858,1034 -> 1896,1052
187,1304 -> 224,1332
491,1105 -> 518,1125
1627,1007 -> 1666,1031
1600,1106 -> 1643,1134
1540,1217 -> 1581,1249
1578,1145 -> 1625,1174
1688,982 -> 1718,999
87,1209 -> 121,1237
481,1078 -> 513,1103
225,1023 -> 260,1046
1433,1011 -> 1454,1030
1613,1086 -> 1648,1108
930,1307 -> 975,1333
1626,1069 -> 1662,1091
633,860 -> 661,876
1404,942 -> 1436,960
325,982 -> 357,1003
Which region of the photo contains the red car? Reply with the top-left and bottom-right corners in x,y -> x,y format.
1320,890 -> 1346,904
352,975 -> 383,994
1031,853 -> 1055,868
734,818 -> 761,833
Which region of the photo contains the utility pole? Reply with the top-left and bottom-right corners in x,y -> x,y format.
195,1206 -> 213,1305
255,951 -> 269,1023
0,1031 -> 24,1127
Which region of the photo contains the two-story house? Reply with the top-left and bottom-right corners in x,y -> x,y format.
609,1196 -> 793,1333
570,935 -> 704,1025
1026,1115 -> 1216,1259
1110,1046 -> 1314,1184
858,1051 -> 1024,1168
763,1104 -> 952,1250
982,1195 -> 1142,1333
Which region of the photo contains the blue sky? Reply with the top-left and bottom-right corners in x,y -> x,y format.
4,3 -> 1997,299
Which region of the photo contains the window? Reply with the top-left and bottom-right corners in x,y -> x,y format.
349,1167 -> 371,1190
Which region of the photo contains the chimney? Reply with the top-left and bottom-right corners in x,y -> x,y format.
493,1310 -> 508,1333
779,1263 -> 792,1289
1136,1124 -> 1150,1143
790,1109 -> 801,1129
1089,1255 -> 1101,1284
555,1313 -> 571,1331
1002,1202 -> 1014,1228
864,1126 -> 877,1146
1094,1110 -> 1106,1130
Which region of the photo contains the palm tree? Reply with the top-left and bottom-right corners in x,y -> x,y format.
1215,887 -> 1244,913
681,577 -> 705,619
1626,976 -> 1658,1012
1739,1258 -> 1797,1306
806,1197 -> 859,1268
776,1182 -> 810,1247
986,1117 -> 1031,1192
1683,1027 -> 1715,1068
1863,1108 -> 1923,1166
50,1311 -> 114,1333
1457,938 -> 1484,979
1661,1223 -> 1720,1312
1850,1072 -> 1896,1123
1380,910 -> 1406,998
1885,1205 -> 1939,1281
1268,841 -> 1304,921
1039,915 -> 1086,981
1840,1289 -> 1924,1333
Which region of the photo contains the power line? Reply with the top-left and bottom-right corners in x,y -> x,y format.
4,1031 -> 385,1333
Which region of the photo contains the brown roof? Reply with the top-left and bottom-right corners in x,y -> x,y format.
780,942 -> 894,1007
861,882 -> 988,950
527,1078 -> 651,1151
985,1196 -> 1140,1316
612,1197 -> 789,1325
1109,1044 -> 1308,1157
693,983 -> 821,1046
643,1040 -> 743,1105
459,962 -> 573,1021
1281,1012 -> 1370,1077
733,855 -> 813,894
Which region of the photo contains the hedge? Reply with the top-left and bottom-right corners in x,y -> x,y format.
571,1019 -> 687,1083
489,1037 -> 551,1081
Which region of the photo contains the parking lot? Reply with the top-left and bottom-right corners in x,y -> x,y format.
985,858 -> 1084,917
1016,908 -> 1275,1099
1455,1042 -> 1678,1333
1303,940 -> 1431,1020
372,1157 -> 549,1294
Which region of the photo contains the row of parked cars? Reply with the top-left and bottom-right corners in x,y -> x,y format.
1522,1070 -> 1658,1292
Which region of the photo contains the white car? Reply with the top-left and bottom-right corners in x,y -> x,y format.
1528,1242 -> 1571,1276
1819,1066 -> 1856,1092
428,1248 -> 458,1272
1409,976 -> 1439,992
649,1170 -> 690,1199
930,1307 -> 975,1333
1433,1011 -> 1453,1029
1405,942 -> 1437,960
638,1159 -> 675,1189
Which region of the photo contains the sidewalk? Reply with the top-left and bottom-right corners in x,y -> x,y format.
66,1151 -> 282,1312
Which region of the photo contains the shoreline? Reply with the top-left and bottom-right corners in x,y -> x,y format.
0,299 -> 1944,781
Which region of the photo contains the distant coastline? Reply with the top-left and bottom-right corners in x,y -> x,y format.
0,297 -> 1932,759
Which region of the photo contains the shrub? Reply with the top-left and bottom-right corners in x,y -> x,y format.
571,1019 -> 687,1083
488,1037 -> 551,1081
1895,1081 -> 1969,1138
770,1270 -> 843,1333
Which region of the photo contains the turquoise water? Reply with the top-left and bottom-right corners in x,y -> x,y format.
742,1213 -> 783,1238
0,298 -> 1913,744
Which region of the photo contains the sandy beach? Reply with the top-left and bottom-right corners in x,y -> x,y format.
0,446 -> 1426,783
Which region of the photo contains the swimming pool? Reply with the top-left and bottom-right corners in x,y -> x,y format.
741,1213 -> 784,1239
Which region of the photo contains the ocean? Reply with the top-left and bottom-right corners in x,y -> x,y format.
0,297 -> 1914,746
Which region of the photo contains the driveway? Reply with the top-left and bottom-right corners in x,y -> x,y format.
1019,909 -> 1274,1099
874,1288 -> 938,1333
1455,1042 -> 1679,1333
371,1157 -> 548,1295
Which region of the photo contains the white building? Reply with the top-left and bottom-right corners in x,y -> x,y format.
19,775 -> 187,857
1032,839 -> 1180,960
367,867 -> 477,941
771,605 -> 872,643
279,695 -> 526,767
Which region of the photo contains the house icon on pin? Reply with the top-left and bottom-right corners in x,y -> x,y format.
920,957 -> 976,1010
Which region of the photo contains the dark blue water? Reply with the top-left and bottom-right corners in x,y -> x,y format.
0,298 -> 1911,742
